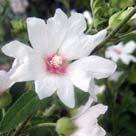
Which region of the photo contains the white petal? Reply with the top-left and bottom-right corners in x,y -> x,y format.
105,49 -> 119,62
2,40 -> 33,59
68,56 -> 117,82
9,53 -> 46,82
68,69 -> 92,92
35,75 -> 57,99
58,12 -> 95,60
46,9 -> 68,54
74,104 -> 108,128
0,70 -> 15,93
89,125 -> 106,136
26,17 -> 49,56
120,54 -> 136,64
122,41 -> 136,54
68,12 -> 87,34
2,41 -> 46,82
73,96 -> 93,119
71,125 -> 106,136
88,79 -> 98,101
59,34 -> 93,60
60,29 -> 107,61
57,77 -> 75,108
0,71 -> 9,92
109,71 -> 123,81
89,29 -> 107,53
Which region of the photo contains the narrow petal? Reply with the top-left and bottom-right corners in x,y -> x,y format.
89,29 -> 107,53
35,75 -> 57,99
88,79 -> 98,101
46,9 -> 68,54
57,77 -> 75,108
26,17 -> 49,56
120,54 -> 136,64
68,12 -> 87,34
74,104 -> 108,128
123,41 -> 136,54
2,40 -> 33,59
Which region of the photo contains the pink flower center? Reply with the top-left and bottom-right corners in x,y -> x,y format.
45,53 -> 68,75
113,48 -> 122,54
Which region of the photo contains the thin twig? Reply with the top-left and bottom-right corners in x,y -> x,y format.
26,122 -> 56,133
11,115 -> 33,136
91,7 -> 136,54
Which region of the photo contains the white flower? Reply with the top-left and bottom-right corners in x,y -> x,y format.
70,98 -> 108,136
83,11 -> 93,25
2,9 -> 116,108
105,41 -> 136,65
10,0 -> 28,14
109,71 -> 123,81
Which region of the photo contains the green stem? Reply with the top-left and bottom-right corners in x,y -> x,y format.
43,103 -> 58,117
92,6 -> 136,54
106,81 -> 118,136
33,123 -> 56,128
1,108 -> 6,117
11,114 -> 33,136
27,123 -> 56,131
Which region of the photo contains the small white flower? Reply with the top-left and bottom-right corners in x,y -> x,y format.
109,71 -> 123,81
105,41 -> 136,65
10,0 -> 28,14
70,98 -> 108,136
2,9 -> 116,108
83,10 -> 93,25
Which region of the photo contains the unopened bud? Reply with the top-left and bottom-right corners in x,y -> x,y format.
56,117 -> 77,136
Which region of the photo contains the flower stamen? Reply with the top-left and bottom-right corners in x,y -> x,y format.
45,53 -> 67,74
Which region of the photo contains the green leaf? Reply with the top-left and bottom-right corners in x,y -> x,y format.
128,69 -> 136,84
91,0 -> 110,30
0,90 -> 40,132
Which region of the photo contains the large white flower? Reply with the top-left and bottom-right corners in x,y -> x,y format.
105,41 -> 136,65
70,98 -> 108,136
2,9 -> 116,108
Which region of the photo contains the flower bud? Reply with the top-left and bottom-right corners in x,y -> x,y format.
109,7 -> 134,30
0,91 -> 12,108
56,117 -> 77,136
69,108 -> 79,117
